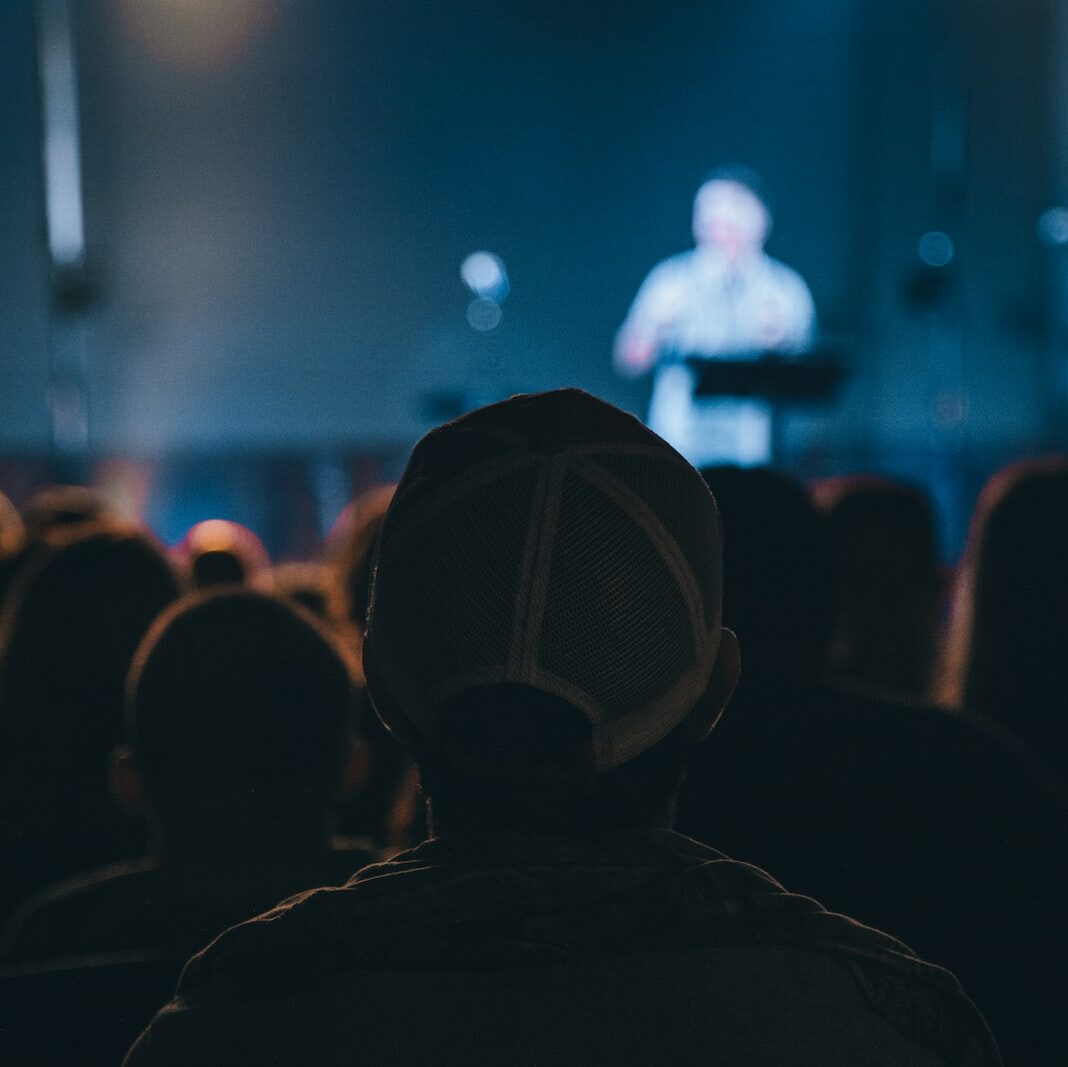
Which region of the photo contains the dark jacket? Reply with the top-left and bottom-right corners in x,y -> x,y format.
676,682 -> 1068,1064
1,843 -> 375,967
126,830 -> 999,1066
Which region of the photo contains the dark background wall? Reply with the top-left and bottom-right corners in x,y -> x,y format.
0,2 -> 52,448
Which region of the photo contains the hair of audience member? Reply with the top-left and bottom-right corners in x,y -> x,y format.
699,466 -> 834,690
812,475 -> 943,699
21,484 -> 117,544
0,491 -> 24,559
939,458 -> 1068,746
265,561 -> 331,621
125,589 -> 356,857
178,519 -> 270,590
383,682 -> 723,838
0,490 -> 27,610
0,527 -> 181,834
328,485 -> 397,650
325,486 -> 414,848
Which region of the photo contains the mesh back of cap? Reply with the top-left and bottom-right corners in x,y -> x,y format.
366,391 -> 722,770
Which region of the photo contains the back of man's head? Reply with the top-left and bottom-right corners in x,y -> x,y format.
0,528 -> 180,839
700,465 -> 833,691
127,589 -> 353,850
813,475 -> 942,697
0,528 -> 180,742
178,520 -> 270,590
943,458 -> 1068,728
363,389 -> 737,832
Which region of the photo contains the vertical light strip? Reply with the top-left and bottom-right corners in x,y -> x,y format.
36,0 -> 86,272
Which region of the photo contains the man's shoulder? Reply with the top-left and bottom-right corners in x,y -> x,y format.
669,839 -> 998,1061
172,883 -> 342,1000
758,253 -> 811,292
1,857 -> 158,964
180,832 -> 951,992
134,835 -> 998,1065
26,855 -> 158,908
171,850 -> 403,995
641,250 -> 700,285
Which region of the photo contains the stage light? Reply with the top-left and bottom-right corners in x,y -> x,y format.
467,297 -> 503,332
1037,207 -> 1068,247
460,251 -> 509,302
116,0 -> 278,72
918,231 -> 954,268
37,0 -> 85,273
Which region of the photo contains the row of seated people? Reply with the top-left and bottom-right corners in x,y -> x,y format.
0,392 -> 1064,1063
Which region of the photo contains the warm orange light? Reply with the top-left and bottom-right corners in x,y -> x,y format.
188,519 -> 240,554
116,0 -> 279,72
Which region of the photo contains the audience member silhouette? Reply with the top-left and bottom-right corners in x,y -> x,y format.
0,529 -> 181,928
177,519 -> 270,589
0,490 -> 25,556
813,475 -> 943,700
1,484 -> 122,614
125,391 -> 997,1066
938,458 -> 1068,781
676,464 -> 1068,1065
693,466 -> 834,694
21,484 -> 118,544
267,561 -> 331,620
327,484 -> 418,851
1,589 -> 372,965
0,489 -> 25,611
327,483 -> 396,646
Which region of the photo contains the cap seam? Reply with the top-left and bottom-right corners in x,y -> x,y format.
375,453 -> 539,574
569,454 -> 713,647
507,457 -> 552,677
518,454 -> 568,682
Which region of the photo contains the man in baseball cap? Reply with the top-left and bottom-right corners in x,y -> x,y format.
127,391 -> 997,1066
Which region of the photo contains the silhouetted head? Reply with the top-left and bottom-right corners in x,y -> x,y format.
124,589 -> 356,857
364,390 -> 739,835
813,475 -> 943,699
700,466 -> 834,692
178,519 -> 270,589
940,459 -> 1068,753
0,529 -> 180,831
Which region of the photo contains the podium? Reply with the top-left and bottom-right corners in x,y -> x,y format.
677,350 -> 847,465
686,351 -> 846,402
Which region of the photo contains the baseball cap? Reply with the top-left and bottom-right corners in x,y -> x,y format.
364,389 -> 724,771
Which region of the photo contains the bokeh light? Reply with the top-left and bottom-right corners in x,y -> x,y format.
466,297 -> 503,332
1037,206 -> 1068,247
918,231 -> 954,268
460,251 -> 509,302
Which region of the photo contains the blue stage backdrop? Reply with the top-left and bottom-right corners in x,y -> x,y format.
0,0 -> 1064,554
4,1 -> 872,450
